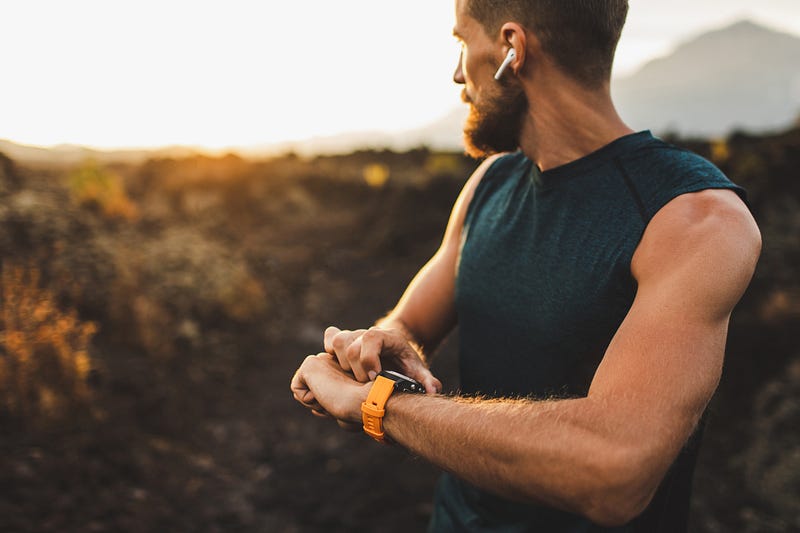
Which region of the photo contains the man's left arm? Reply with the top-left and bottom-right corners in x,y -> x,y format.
291,189 -> 761,526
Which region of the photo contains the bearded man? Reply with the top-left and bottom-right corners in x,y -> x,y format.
291,0 -> 761,531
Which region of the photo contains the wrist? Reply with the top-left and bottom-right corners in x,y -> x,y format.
361,370 -> 426,442
382,392 -> 429,444
350,381 -> 372,423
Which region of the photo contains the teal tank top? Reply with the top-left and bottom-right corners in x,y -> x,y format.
432,131 -> 746,532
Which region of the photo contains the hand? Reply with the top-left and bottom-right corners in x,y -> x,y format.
324,326 -> 442,394
290,352 -> 371,424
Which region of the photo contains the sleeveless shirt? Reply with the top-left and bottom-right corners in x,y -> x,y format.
430,131 -> 746,532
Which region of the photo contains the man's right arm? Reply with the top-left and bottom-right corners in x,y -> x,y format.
325,154 -> 502,383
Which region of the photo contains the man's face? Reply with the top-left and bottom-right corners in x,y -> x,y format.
453,0 -> 527,159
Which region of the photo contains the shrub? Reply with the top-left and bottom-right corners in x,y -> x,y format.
0,262 -> 97,420
123,229 -> 268,357
68,159 -> 139,221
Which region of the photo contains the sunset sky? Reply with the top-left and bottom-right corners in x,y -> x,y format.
1,0 -> 799,150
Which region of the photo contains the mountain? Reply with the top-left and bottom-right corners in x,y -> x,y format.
233,107 -> 470,157
0,139 -> 201,166
378,20 -> 800,149
408,20 -> 800,148
612,20 -> 800,136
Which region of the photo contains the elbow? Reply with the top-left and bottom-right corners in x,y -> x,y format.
583,493 -> 654,528
578,449 -> 660,527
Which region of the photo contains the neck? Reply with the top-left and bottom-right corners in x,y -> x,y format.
517,70 -> 634,172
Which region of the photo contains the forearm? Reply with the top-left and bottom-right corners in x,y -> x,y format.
374,252 -> 458,358
382,393 -> 668,526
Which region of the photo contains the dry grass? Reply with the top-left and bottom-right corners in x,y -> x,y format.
0,262 -> 97,419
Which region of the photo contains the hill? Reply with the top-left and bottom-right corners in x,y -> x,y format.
612,20 -> 800,136
397,20 -> 800,148
0,139 -> 201,166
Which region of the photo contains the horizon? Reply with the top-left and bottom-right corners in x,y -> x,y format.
2,1 -> 799,152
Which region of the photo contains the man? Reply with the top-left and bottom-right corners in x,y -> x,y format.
291,0 -> 761,530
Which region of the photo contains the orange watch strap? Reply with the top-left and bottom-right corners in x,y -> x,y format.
361,375 -> 396,442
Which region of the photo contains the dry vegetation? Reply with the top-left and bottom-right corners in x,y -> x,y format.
0,263 -> 96,420
0,130 -> 797,532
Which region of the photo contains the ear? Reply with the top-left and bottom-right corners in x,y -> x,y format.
499,22 -> 529,76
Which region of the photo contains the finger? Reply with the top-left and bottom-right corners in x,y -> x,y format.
315,351 -> 337,363
293,389 -> 322,411
331,329 -> 368,372
290,370 -> 302,395
357,328 -> 385,380
323,326 -> 341,354
289,357 -> 314,397
296,388 -> 315,404
331,329 -> 354,372
397,357 -> 442,395
345,336 -> 370,382
311,409 -> 330,418
425,375 -> 443,395
415,369 -> 442,395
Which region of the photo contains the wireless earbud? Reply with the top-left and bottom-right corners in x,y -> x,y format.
494,48 -> 517,80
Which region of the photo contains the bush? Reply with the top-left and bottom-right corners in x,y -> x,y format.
123,228 -> 269,357
68,159 -> 138,221
0,262 -> 97,420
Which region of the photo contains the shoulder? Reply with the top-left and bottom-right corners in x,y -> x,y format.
462,152 -> 522,196
452,152 -> 512,220
622,139 -> 745,220
632,189 -> 761,314
439,152 -> 516,248
628,137 -> 722,177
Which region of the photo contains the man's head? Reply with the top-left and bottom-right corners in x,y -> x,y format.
467,0 -> 629,89
454,0 -> 629,158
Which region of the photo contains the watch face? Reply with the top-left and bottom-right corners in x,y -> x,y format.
382,370 -> 414,382
380,370 -> 426,394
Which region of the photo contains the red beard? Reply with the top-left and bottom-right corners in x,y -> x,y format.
462,83 -> 528,159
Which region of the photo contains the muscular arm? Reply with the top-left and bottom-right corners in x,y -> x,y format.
375,154 -> 501,354
325,155 -> 501,383
376,189 -> 760,525
296,188 -> 759,524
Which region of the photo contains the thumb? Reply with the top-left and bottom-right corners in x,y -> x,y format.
402,359 -> 442,395
421,372 -> 443,395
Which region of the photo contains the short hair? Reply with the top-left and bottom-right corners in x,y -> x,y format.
466,0 -> 629,87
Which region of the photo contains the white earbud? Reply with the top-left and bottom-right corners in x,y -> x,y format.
494,48 -> 517,80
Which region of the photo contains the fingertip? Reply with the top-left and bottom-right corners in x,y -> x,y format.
365,357 -> 382,381
324,326 -> 339,350
426,377 -> 443,395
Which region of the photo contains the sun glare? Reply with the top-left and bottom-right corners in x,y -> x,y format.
1,0 -> 798,150
1,0 -> 462,150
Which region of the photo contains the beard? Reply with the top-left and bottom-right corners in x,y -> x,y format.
462,82 -> 528,159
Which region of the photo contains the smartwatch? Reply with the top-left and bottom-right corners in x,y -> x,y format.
361,370 -> 426,442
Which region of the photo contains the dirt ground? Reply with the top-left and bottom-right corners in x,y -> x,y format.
1,139 -> 798,532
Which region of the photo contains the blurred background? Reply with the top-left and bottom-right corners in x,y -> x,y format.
0,1 -> 798,532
